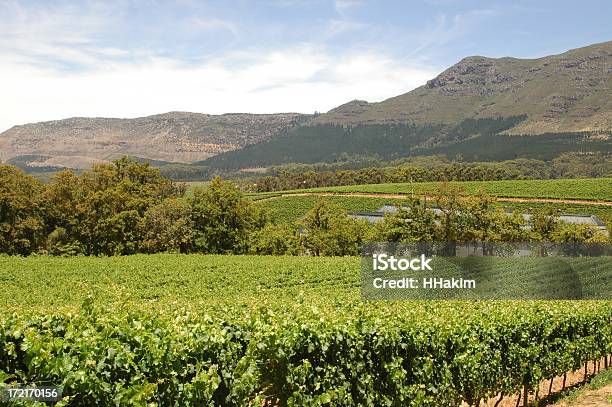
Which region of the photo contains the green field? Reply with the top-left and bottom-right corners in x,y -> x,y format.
248,178 -> 612,202
0,255 -> 358,314
256,195 -> 405,223
254,194 -> 612,227
0,255 -> 610,405
2,178 -> 611,405
2,254 -> 609,311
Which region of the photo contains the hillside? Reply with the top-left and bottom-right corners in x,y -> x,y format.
203,41 -> 612,169
315,41 -> 612,134
0,112 -> 309,168
201,120 -> 611,169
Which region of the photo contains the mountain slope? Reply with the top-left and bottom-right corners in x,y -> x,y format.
0,112 -> 310,168
200,41 -> 612,169
315,41 -> 612,134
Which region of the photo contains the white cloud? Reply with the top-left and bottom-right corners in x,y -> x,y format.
0,0 -> 440,132
325,18 -> 367,37
0,46 -> 437,131
189,17 -> 240,38
334,0 -> 362,14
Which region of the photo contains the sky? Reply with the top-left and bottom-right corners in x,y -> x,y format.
1,0 -> 611,132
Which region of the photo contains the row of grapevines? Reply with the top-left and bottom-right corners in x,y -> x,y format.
1,301 -> 610,406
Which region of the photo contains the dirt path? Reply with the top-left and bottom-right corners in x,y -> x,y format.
261,191 -> 612,206
467,360 -> 610,407
553,384 -> 611,406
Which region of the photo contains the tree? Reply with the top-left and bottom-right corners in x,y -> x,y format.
529,208 -> 559,256
463,192 -> 499,255
435,184 -> 467,255
553,223 -> 608,256
248,223 -> 301,255
139,198 -> 194,253
378,198 -> 437,252
67,158 -> 182,255
300,200 -> 368,256
495,211 -> 528,243
42,170 -> 85,255
190,177 -> 266,254
0,166 -> 45,255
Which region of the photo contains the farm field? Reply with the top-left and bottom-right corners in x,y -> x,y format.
254,194 -> 612,227
1,177 -> 611,405
2,254 -> 610,311
0,255 -> 610,405
0,255 -> 359,314
256,195 -> 406,223
247,178 -> 612,202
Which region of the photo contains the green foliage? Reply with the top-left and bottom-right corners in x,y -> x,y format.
1,165 -> 609,257
47,227 -> 84,256
434,184 -> 466,248
250,159 -> 540,193
36,158 -> 186,256
553,223 -> 608,244
189,177 -> 267,254
454,191 -> 533,253
202,117 -> 610,170
255,195 -> 405,224
248,223 -> 301,255
0,253 -> 609,404
300,200 -> 369,256
377,198 -> 438,244
529,208 -> 559,242
159,164 -> 211,181
0,166 -> 45,255
203,122 -> 444,169
421,132 -> 612,162
139,198 -> 194,253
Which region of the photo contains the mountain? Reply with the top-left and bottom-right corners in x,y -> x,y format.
2,41 -> 611,172
315,41 -> 612,134
202,41 -> 612,169
0,112 -> 310,169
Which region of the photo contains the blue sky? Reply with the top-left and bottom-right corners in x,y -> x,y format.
1,0 -> 611,131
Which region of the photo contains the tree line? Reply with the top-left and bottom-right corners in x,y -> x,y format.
250,152 -> 611,192
0,158 -> 607,257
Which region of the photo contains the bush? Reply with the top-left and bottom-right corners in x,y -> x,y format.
248,223 -> 301,255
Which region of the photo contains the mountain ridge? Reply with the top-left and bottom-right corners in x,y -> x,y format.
0,111 -> 310,168
313,40 -> 612,134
